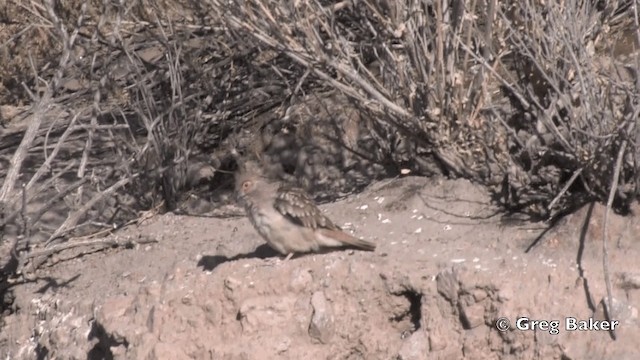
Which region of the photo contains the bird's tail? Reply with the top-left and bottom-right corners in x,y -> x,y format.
317,228 -> 376,251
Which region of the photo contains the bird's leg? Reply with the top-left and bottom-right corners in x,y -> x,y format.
263,257 -> 282,266
263,253 -> 294,267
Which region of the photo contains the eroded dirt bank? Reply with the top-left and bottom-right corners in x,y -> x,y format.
2,177 -> 639,359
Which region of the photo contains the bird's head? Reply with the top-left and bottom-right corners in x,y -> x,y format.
235,172 -> 258,196
234,160 -> 271,203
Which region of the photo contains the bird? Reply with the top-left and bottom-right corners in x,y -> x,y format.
235,161 -> 376,260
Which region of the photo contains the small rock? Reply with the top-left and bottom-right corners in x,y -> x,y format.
111,344 -> 128,358
308,291 -> 334,344
275,337 -> 292,354
595,296 -> 639,327
169,266 -> 185,281
238,296 -> 297,334
289,268 -> 313,292
224,277 -> 242,292
397,330 -> 429,360
49,327 -> 70,348
428,327 -> 448,352
99,295 -> 134,323
497,288 -> 513,302
203,299 -> 221,326
181,293 -> 194,306
459,302 -> 485,329
471,289 -> 488,302
436,270 -> 459,302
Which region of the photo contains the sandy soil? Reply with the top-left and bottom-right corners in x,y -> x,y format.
1,176 -> 639,359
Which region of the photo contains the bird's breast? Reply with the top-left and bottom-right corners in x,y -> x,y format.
245,203 -> 319,254
246,204 -> 278,238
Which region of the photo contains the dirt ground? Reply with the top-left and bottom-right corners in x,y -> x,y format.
1,176 -> 639,359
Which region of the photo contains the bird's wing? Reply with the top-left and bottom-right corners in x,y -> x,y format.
273,186 -> 338,230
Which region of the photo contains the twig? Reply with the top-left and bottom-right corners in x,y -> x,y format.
547,168 -> 583,211
33,112 -> 81,192
602,137 -> 627,341
20,183 -> 30,246
46,175 -> 136,245
0,95 -> 51,203
30,177 -> 89,226
2,161 -> 76,229
70,124 -> 130,131
633,2 -> 640,59
0,201 -> 5,240
22,235 -> 158,260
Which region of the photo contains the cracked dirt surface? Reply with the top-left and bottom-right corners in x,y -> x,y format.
1,176 -> 639,359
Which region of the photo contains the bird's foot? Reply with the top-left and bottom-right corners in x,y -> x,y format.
262,253 -> 294,267
262,257 -> 281,266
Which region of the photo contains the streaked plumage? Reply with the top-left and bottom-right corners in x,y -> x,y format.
235,163 -> 376,257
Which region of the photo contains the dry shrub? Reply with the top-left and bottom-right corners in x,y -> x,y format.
490,0 -> 639,218
213,0 -> 639,218
0,0 -> 638,277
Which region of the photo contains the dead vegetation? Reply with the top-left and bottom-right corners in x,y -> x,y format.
0,0 -> 638,319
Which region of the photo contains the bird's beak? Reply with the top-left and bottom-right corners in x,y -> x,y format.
235,190 -> 244,205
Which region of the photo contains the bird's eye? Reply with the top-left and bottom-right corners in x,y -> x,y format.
242,181 -> 251,190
